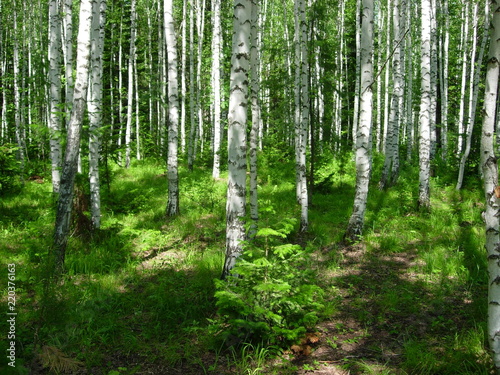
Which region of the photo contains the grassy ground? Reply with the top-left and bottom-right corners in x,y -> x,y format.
0,153 -> 492,374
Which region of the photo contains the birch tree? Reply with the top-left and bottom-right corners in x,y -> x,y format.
249,0 -> 261,237
53,0 -> 93,272
88,0 -> 107,229
125,0 -> 137,169
48,0 -> 62,193
222,0 -> 251,279
457,2 -> 487,190
418,0 -> 432,210
380,0 -> 402,189
164,0 -> 180,216
481,0 -> 500,370
345,0 -> 374,242
211,0 -> 222,179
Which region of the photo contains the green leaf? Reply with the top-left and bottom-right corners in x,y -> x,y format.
257,227 -> 286,238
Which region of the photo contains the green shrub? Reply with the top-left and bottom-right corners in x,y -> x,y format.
0,144 -> 22,195
213,218 -> 324,347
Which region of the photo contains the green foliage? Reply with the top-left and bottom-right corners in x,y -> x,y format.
0,144 -> 23,195
213,218 -> 324,347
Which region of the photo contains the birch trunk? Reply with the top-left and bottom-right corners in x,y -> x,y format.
457,2 -> 470,157
180,0 -> 187,154
440,0 -> 449,160
346,0 -> 374,241
62,0 -> 74,127
249,0 -> 260,237
222,0 -> 251,279
298,0 -> 309,232
187,0 -> 196,170
481,0 -> 500,370
48,0 -> 62,193
53,0 -> 93,272
352,0 -> 361,148
13,0 -> 25,176
88,0 -> 106,229
164,0 -> 180,216
457,2 -> 487,190
125,0 -> 137,169
380,0 -> 402,189
418,0 -> 431,210
212,0 -> 222,179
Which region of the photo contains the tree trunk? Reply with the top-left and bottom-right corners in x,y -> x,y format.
53,0 -> 93,272
48,0 -> 62,193
125,0 -> 137,169
212,0 -> 222,179
88,0 -> 107,230
418,0 -> 432,210
222,0 -> 251,279
249,0 -> 260,237
164,0 -> 180,216
481,0 -> 500,371
345,0 -> 374,242
457,2 -> 487,190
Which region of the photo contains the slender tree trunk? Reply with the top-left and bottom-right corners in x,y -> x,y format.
249,0 -> 260,237
380,0 -> 402,189
298,0 -> 309,232
440,0 -> 449,160
212,0 -> 222,179
13,0 -> 25,176
48,0 -> 62,193
164,0 -> 180,216
481,0 -> 500,371
345,0 -> 374,242
457,2 -> 470,157
88,0 -> 107,230
125,0 -> 137,168
352,0 -> 361,148
180,0 -> 187,154
222,0 -> 251,279
187,0 -> 196,170
53,0 -> 93,272
418,0 -> 432,210
457,2 -> 487,190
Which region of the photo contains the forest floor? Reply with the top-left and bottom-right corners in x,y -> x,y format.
0,156 -> 493,374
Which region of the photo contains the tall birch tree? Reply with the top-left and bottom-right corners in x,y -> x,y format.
164,0 -> 180,216
418,0 -> 432,210
211,0 -> 222,179
345,0 -> 374,242
88,0 -> 107,229
125,0 -> 137,169
48,0 -> 63,193
481,0 -> 500,370
222,0 -> 251,279
53,0 -> 93,272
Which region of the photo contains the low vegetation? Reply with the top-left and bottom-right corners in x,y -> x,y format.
0,151 -> 491,374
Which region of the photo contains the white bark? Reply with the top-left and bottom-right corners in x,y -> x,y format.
13,0 -> 25,175
457,2 -> 487,191
345,0 -> 374,242
88,0 -> 106,229
457,2 -> 470,157
53,0 -> 93,271
165,0 -> 180,216
125,0 -> 137,168
222,0 -> 251,279
440,0 -> 449,160
62,0 -> 74,127
48,0 -> 62,193
187,0 -> 196,170
249,0 -> 260,237
298,0 -> 309,232
180,0 -> 187,153
352,0 -> 361,148
418,0 -> 431,209
481,0 -> 500,371
380,0 -> 402,189
212,0 -> 222,179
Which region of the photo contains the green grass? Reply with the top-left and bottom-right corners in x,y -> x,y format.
0,154 -> 493,374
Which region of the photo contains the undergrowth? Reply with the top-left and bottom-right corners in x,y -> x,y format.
0,154 -> 491,374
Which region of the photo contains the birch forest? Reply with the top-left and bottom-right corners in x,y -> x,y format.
1,0 -> 500,373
